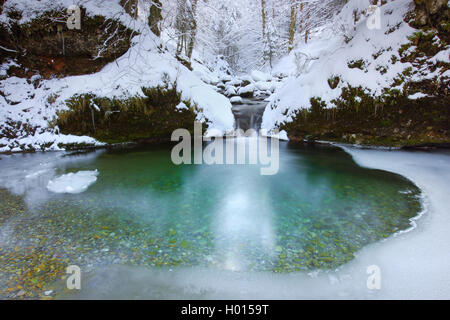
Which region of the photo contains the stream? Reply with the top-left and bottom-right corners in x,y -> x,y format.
0,99 -> 423,299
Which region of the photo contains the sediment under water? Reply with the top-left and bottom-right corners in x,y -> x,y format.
0,141 -> 422,299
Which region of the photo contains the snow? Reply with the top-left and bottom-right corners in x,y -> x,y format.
250,70 -> 272,82
224,86 -> 237,97
262,0 -> 432,131
175,102 -> 188,110
262,129 -> 289,141
408,92 -> 429,100
430,47 -> 450,64
47,170 -> 99,194
254,81 -> 273,92
230,96 -> 243,104
238,84 -> 256,96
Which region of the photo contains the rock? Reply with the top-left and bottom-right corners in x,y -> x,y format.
413,0 -> 448,26
241,80 -> 252,87
216,83 -> 226,90
238,84 -> 255,98
224,86 -> 237,97
1,7 -> 133,78
228,79 -> 242,87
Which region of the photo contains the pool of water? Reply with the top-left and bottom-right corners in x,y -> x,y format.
0,142 -> 422,298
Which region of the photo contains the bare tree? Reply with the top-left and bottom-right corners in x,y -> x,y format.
288,0 -> 297,52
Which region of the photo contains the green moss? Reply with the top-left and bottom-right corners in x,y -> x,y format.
347,59 -> 367,71
56,86 -> 199,144
280,84 -> 450,147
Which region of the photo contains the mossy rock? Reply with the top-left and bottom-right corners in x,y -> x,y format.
56,86 -> 200,144
281,84 -> 450,147
0,7 -> 134,77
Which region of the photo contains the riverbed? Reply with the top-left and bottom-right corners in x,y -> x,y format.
1,141 -> 447,299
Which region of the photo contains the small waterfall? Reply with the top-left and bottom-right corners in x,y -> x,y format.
231,99 -> 267,134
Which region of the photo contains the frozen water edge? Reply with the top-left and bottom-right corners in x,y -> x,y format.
67,147 -> 450,300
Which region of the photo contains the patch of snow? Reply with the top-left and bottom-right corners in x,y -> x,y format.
255,81 -> 273,92
224,86 -> 237,97
47,170 -> 99,194
408,92 -> 428,100
176,102 -> 188,110
262,130 -> 289,141
430,47 -> 450,64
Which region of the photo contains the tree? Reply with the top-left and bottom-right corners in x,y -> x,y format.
149,0 -> 163,36
261,0 -> 266,38
174,0 -> 198,59
186,0 -> 198,59
288,0 -> 297,52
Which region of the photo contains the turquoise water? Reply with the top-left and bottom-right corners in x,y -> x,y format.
0,143 -> 421,292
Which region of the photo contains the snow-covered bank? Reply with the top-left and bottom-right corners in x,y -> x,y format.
64,148 -> 450,299
0,0 -> 234,153
262,0 -> 449,131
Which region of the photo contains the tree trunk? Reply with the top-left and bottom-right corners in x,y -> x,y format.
288,0 -> 296,52
298,1 -> 303,39
304,4 -> 310,44
120,0 -> 138,19
186,0 -> 198,60
149,0 -> 163,36
261,0 -> 266,38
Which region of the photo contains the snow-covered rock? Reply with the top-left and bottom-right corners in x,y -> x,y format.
228,79 -> 243,87
224,86 -> 238,97
230,96 -> 243,104
238,84 -> 256,97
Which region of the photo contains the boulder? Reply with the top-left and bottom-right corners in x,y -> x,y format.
238,84 -> 255,98
230,96 -> 243,104
224,86 -> 237,97
0,7 -> 133,78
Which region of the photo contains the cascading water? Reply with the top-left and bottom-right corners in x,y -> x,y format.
231,98 -> 267,132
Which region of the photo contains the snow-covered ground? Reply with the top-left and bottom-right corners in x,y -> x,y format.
0,0 -> 234,153
63,147 -> 450,299
262,0 -> 450,131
